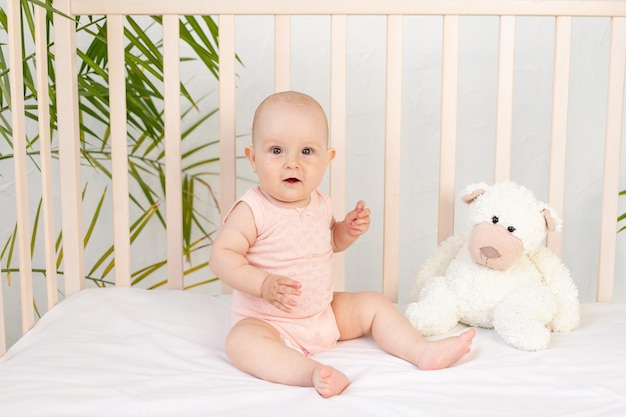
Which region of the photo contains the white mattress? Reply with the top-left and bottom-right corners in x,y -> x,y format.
1,287 -> 625,417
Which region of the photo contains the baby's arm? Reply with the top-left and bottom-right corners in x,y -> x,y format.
210,202 -> 301,312
331,200 -> 370,253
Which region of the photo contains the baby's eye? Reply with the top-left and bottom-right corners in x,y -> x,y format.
507,226 -> 516,233
301,148 -> 313,156
271,147 -> 282,154
491,216 -> 499,224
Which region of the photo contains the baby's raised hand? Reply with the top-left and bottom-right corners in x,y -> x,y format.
261,274 -> 302,313
344,200 -> 370,237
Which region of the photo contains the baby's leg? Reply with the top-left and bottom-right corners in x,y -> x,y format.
332,292 -> 475,370
226,318 -> 349,397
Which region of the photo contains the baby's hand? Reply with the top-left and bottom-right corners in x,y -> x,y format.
343,200 -> 370,237
261,274 -> 302,313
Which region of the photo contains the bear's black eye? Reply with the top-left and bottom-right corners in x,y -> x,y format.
507,226 -> 516,233
491,216 -> 499,224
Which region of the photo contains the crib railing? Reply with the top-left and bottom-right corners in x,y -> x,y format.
2,0 -> 625,354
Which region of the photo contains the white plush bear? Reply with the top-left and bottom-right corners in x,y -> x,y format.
405,181 -> 580,351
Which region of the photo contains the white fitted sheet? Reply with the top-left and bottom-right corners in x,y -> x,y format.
1,287 -> 625,417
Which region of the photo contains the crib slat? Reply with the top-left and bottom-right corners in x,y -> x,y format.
383,15 -> 403,302
494,15 -> 515,183
218,15 -> 237,215
70,0 -> 626,18
547,16 -> 572,257
54,0 -> 85,297
274,15 -> 291,92
107,15 -> 132,287
34,5 -> 58,309
218,15 -> 237,293
597,17 -> 626,303
163,15 -> 184,290
8,0 -> 35,333
330,15 -> 348,292
438,15 -> 460,243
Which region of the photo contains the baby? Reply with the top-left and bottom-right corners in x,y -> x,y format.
210,91 -> 475,398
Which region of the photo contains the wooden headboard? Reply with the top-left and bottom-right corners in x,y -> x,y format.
2,0 -> 625,353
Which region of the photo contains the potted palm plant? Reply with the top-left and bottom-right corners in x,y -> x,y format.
1,1 -> 225,292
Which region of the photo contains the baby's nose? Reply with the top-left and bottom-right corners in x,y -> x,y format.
285,153 -> 300,168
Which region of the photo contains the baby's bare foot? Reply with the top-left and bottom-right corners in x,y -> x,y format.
417,327 -> 476,370
312,365 -> 349,398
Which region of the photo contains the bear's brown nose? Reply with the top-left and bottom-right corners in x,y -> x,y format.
480,246 -> 501,259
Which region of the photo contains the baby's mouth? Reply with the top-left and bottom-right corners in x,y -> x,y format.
284,178 -> 301,184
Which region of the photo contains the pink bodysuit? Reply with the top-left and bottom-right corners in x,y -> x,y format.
226,186 -> 340,355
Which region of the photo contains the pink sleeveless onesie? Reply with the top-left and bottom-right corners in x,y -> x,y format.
227,186 -> 340,355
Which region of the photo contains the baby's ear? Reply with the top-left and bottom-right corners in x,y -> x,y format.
244,146 -> 257,172
462,182 -> 488,204
326,147 -> 336,163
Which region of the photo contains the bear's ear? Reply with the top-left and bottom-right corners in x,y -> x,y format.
541,206 -> 563,232
462,182 -> 488,204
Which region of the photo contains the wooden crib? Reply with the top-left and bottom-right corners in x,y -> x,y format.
1,1 -> 625,416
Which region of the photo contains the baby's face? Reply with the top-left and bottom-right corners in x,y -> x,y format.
247,98 -> 334,208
